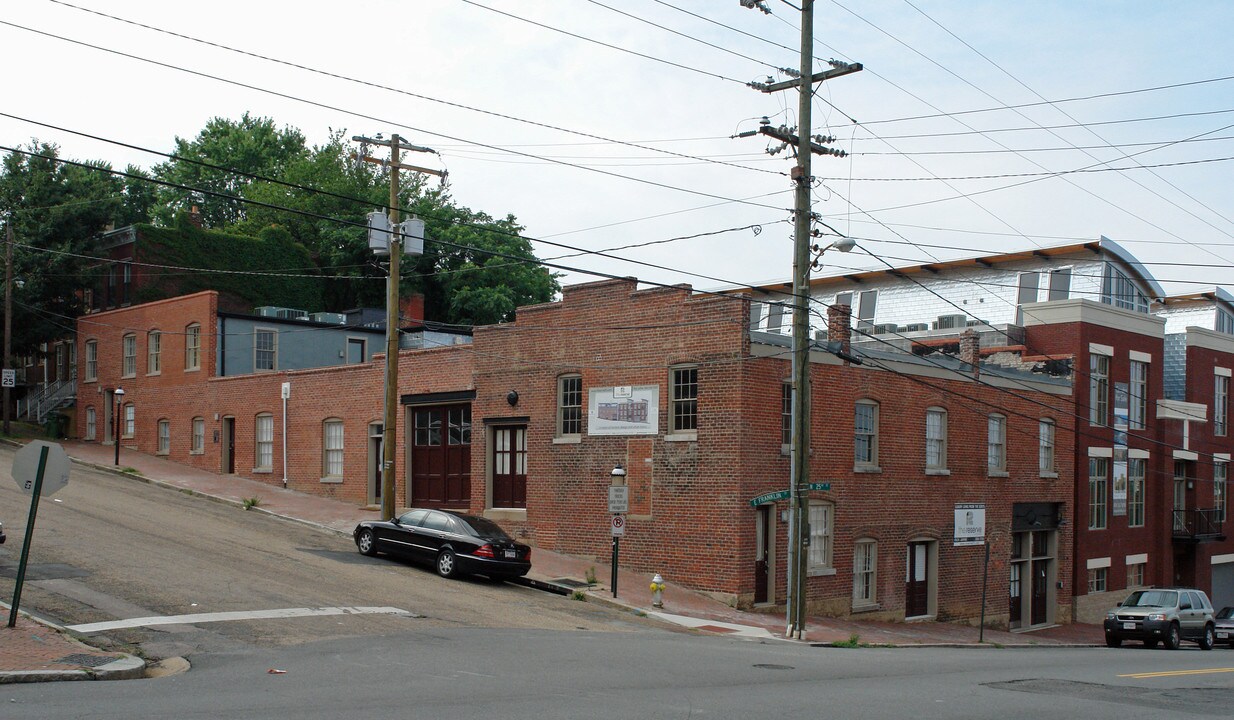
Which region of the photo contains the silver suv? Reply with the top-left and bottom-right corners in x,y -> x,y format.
1103,588 -> 1216,650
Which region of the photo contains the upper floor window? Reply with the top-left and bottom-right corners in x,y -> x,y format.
836,290 -> 878,331
1128,458 -> 1146,528
255,413 -> 274,470
781,382 -> 792,448
323,419 -> 344,478
346,337 -> 366,364
1089,457 -> 1108,530
1101,263 -> 1148,313
255,329 -> 277,372
1039,419 -> 1055,475
557,375 -> 582,437
925,407 -> 947,471
1129,359 -> 1148,430
670,366 -> 698,433
1216,373 -> 1230,437
987,414 -> 1007,473
185,324 -> 201,371
807,502 -> 833,571
147,330 -> 162,374
121,262 -> 132,305
121,334 -> 136,377
1090,353 -> 1110,425
1216,462 -> 1228,525
1218,308 -> 1234,335
85,340 -> 98,382
854,400 -> 879,468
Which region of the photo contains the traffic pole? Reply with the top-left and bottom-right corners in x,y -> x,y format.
8,445 -> 48,627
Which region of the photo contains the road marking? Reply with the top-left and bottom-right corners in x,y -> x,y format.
66,606 -> 415,633
1119,667 -> 1234,679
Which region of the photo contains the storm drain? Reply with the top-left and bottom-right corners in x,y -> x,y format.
753,664 -> 795,671
550,578 -> 593,589
55,653 -> 117,668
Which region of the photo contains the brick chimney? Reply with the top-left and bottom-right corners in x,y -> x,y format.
828,304 -> 852,355
959,329 -> 980,380
399,294 -> 425,324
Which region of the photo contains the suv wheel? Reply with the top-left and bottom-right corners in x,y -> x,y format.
1164,622 -> 1181,650
1199,624 -> 1215,651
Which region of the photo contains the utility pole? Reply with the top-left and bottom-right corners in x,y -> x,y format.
3,221 -> 13,436
352,134 -> 445,521
742,0 -> 861,640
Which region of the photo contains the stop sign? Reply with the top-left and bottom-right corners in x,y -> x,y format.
11,440 -> 71,497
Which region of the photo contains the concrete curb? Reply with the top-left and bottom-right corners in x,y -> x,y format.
0,655 -> 147,684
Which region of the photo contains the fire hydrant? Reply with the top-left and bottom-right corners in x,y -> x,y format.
650,573 -> 666,608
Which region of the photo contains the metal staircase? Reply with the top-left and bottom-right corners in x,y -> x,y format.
17,378 -> 77,424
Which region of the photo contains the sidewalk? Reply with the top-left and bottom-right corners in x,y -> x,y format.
1,437 -> 1104,682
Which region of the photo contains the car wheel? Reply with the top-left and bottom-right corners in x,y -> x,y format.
357,529 -> 377,557
436,549 -> 457,578
1199,624 -> 1215,651
1164,622 -> 1181,650
1106,637 -> 1122,648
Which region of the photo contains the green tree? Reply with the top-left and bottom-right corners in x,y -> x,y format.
0,141 -> 126,355
152,113 -> 308,227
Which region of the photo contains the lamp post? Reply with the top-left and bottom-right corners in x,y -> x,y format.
113,387 -> 124,466
610,463 -> 626,598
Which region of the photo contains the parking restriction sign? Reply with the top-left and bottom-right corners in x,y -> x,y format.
610,514 -> 625,536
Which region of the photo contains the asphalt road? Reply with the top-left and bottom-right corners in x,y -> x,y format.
4,446 -> 1234,718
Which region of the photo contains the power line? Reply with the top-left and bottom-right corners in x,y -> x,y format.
855,134 -> 1234,157
828,155 -> 1234,182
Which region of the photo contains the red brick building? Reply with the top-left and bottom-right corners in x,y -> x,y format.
77,278 -> 1076,628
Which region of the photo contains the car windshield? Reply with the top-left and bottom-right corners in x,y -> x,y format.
1122,590 -> 1177,608
1218,607 -> 1234,620
458,516 -> 512,540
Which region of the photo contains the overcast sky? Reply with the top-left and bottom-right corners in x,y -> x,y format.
2,0 -> 1232,299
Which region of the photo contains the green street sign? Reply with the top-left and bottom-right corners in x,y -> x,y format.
807,482 -> 831,491
749,482 -> 833,507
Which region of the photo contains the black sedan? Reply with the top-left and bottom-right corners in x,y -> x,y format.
354,509 -> 531,580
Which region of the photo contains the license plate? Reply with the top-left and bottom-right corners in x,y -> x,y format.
504,549 -> 517,559
1122,622 -> 1136,630
1219,631 -> 1229,639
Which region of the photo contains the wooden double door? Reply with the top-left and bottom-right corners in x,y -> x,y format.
410,405 -> 471,508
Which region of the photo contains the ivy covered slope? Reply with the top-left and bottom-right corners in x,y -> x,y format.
132,213 -> 322,313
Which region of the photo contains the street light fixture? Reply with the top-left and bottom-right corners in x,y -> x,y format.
113,387 -> 125,466
610,463 -> 626,597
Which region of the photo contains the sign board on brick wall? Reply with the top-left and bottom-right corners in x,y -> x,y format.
588,386 -> 659,436
954,503 -> 985,546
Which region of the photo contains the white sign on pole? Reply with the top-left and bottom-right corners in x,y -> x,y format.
12,441 -> 71,497
1,369 -> 15,388
610,515 -> 626,537
954,503 -> 986,546
608,486 -> 629,514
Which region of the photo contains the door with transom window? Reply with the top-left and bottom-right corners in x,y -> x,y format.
410,405 -> 471,508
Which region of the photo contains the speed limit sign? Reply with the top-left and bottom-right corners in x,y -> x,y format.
611,514 -> 626,537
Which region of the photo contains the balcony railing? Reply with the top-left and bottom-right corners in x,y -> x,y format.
1172,508 -> 1225,541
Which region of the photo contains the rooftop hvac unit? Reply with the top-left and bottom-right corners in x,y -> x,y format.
275,308 -> 309,321
933,314 -> 967,330
903,323 -> 929,332
255,306 -> 280,318
872,323 -> 898,335
310,312 -> 347,325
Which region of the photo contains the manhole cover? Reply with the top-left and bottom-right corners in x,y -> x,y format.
56,654 -> 116,668
753,663 -> 795,671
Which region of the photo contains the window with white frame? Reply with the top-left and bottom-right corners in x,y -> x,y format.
323,419 -> 344,478
1127,562 -> 1145,588
781,382 -> 792,448
1216,374 -> 1229,437
255,414 -> 274,470
1128,458 -> 1146,528
1129,360 -> 1148,430
1088,567 -> 1108,594
1219,308 -> 1234,335
1039,419 -> 1056,474
157,419 -> 170,454
147,331 -> 161,374
1090,353 -> 1109,425
123,403 -> 135,437
85,406 -> 96,440
807,502 -> 833,570
1101,263 -> 1148,313
1216,462 -> 1228,524
669,365 -> 697,433
854,400 -> 878,468
85,340 -> 98,382
1090,457 -> 1108,530
925,407 -> 947,470
122,334 -> 136,377
557,375 -> 582,437
191,417 -> 205,454
255,329 -> 277,372
853,540 -> 877,606
185,323 -> 201,370
987,414 -> 1007,473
